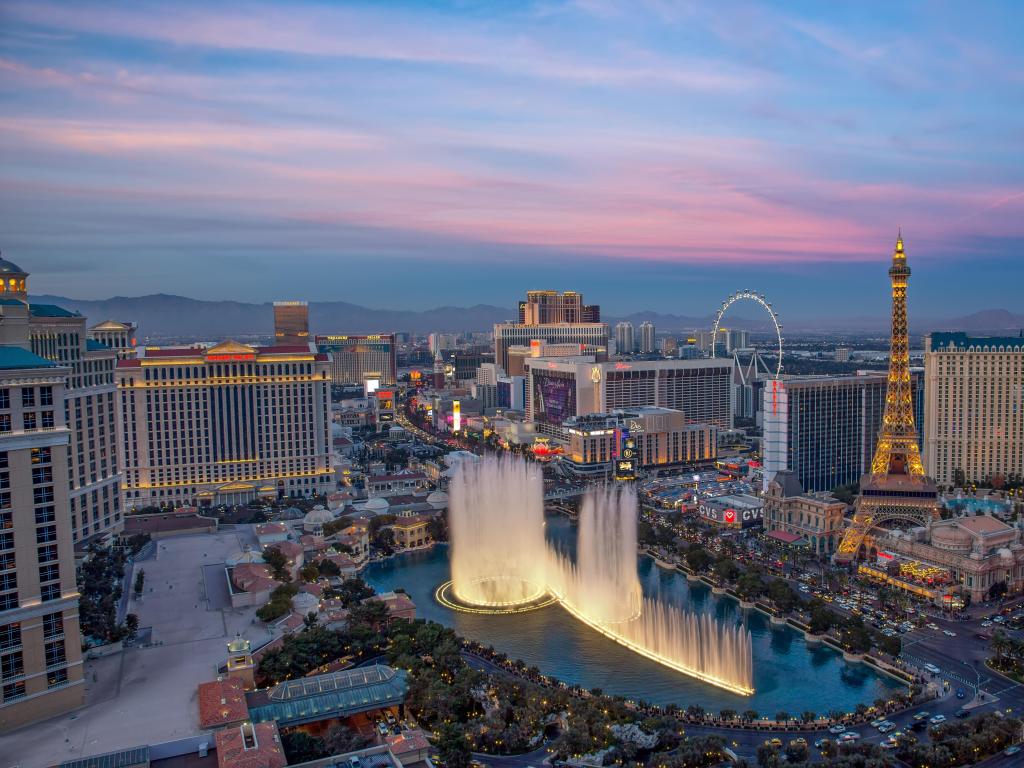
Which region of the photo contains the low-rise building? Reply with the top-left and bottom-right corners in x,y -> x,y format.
366,471 -> 428,498
763,470 -> 847,557
389,515 -> 432,549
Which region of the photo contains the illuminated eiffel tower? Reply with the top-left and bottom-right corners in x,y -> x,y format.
834,234 -> 941,564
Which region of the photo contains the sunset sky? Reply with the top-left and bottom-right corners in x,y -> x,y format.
1,1 -> 1022,319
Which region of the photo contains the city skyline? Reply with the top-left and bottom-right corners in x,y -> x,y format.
2,1 -> 1023,317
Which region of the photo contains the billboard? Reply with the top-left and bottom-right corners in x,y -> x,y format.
699,502 -> 763,528
533,373 -> 576,425
614,432 -> 637,481
453,400 -> 461,431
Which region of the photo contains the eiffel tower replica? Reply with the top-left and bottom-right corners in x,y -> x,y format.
834,234 -> 941,564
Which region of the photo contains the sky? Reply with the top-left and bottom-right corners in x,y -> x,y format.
1,0 -> 1022,321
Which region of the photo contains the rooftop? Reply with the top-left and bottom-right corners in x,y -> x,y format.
957,515 -> 1013,535
214,722 -> 287,768
30,302 -> 80,318
197,677 -> 249,729
246,664 -> 408,726
0,346 -> 58,370
929,331 -> 1024,352
59,746 -> 150,768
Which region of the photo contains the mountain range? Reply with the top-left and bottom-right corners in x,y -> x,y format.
28,293 -> 1024,339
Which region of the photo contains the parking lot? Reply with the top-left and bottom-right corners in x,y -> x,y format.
5,529 -> 268,768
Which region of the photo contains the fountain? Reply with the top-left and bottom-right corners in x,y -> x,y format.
443,456 -> 754,695
448,455 -> 548,607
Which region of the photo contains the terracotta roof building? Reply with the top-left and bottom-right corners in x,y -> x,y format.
214,721 -> 287,768
197,677 -> 249,730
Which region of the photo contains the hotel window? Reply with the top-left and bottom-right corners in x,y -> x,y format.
45,639 -> 66,668
0,623 -> 19,651
47,667 -> 68,688
41,583 -> 61,602
0,389 -> 8,409
22,388 -> 34,407
0,650 -> 23,680
40,386 -> 53,406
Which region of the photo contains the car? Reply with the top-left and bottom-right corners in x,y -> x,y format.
871,718 -> 886,728
995,615 -> 1007,623
349,758 -> 362,768
878,722 -> 896,733
982,620 -> 993,627
765,737 -> 782,748
1005,745 -> 1022,756
927,622 -> 939,630
913,711 -> 930,721
791,737 -> 807,746
929,714 -> 946,725
943,629 -> 957,637
377,722 -> 390,736
924,663 -> 942,674
813,738 -> 831,749
829,724 -> 846,734
840,732 -> 861,742
955,709 -> 971,719
956,688 -> 966,699
879,741 -> 898,750
386,712 -> 397,724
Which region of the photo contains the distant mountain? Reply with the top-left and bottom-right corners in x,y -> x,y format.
27,293 -> 1024,340
28,294 -> 516,338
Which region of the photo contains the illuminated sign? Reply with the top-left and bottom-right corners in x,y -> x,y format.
614,432 -> 637,481
453,400 -> 461,432
699,503 -> 763,528
207,354 -> 255,361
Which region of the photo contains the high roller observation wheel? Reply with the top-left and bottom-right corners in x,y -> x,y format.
711,290 -> 784,380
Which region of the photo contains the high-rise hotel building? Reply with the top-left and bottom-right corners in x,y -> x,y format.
315,334 -> 397,386
117,341 -> 334,508
518,290 -> 600,325
524,356 -> 733,437
924,332 -> 1024,488
273,301 -> 309,346
762,373 -> 923,493
0,260 -> 84,730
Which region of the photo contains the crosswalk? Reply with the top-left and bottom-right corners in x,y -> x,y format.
902,652 -> 982,691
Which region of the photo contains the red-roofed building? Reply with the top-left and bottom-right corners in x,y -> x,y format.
385,729 -> 432,765
229,562 -> 283,608
214,721 -> 287,768
369,591 -> 416,622
197,677 -> 249,730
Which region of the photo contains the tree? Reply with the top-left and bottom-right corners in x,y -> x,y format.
775,711 -> 790,723
685,546 -> 712,572
713,556 -> 740,583
436,722 -> 471,768
784,741 -> 808,763
300,562 -> 320,582
323,724 -> 370,755
426,516 -> 447,542
281,731 -> 326,763
133,569 -> 145,597
123,613 -> 139,642
262,546 -> 290,581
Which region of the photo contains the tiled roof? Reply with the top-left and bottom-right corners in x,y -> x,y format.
958,515 -> 1012,535
214,722 -> 287,768
386,729 -> 431,756
0,346 -> 58,370
197,677 -> 249,729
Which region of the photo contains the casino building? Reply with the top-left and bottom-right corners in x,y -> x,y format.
116,341 -> 334,508
316,334 -> 397,386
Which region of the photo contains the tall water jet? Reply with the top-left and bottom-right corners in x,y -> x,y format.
548,485 -> 754,695
448,455 -> 547,607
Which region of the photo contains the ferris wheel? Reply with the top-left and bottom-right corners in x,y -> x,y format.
711,290 -> 784,379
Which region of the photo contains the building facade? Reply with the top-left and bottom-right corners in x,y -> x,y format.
614,322 -> 635,355
88,320 -> 137,360
924,332 -> 1024,488
638,321 -> 656,354
494,322 -> 609,372
0,279 -> 84,729
563,408 -> 716,477
116,341 -> 334,508
525,357 -> 733,437
763,470 -> 847,557
273,301 -> 309,346
315,334 -> 397,386
30,306 -> 121,544
762,373 -> 923,493
518,290 -> 599,325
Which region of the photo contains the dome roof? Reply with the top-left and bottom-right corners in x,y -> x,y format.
426,490 -> 448,509
303,505 -> 334,525
931,523 -> 972,551
293,592 -> 320,613
363,497 -> 390,512
0,255 -> 26,275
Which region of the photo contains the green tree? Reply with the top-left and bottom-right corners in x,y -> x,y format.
133,569 -> 145,597
281,731 -> 326,763
436,722 -> 471,768
685,546 -> 712,572
262,546 -> 290,581
123,613 -> 139,642
300,562 -> 319,582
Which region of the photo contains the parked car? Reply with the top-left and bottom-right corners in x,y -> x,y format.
829,724 -> 847,734
929,714 -> 947,725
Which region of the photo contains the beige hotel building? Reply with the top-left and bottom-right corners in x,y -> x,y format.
924,332 -> 1024,488
117,340 -> 334,509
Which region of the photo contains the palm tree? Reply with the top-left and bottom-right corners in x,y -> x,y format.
742,709 -> 759,724
775,711 -> 790,723
801,711 -> 816,724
